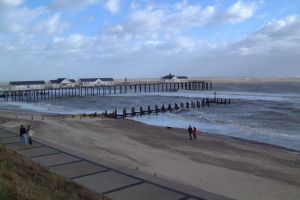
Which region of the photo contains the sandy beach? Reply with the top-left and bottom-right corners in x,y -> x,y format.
1,112 -> 300,200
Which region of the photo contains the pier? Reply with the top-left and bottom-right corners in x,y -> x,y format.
0,81 -> 212,102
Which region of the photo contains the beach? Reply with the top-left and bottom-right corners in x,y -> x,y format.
1,112 -> 300,200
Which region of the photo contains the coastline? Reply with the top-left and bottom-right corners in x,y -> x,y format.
1,111 -> 300,200
3,108 -> 299,153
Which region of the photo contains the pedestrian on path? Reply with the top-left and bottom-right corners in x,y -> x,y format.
27,125 -> 35,145
19,125 -> 27,145
192,127 -> 197,140
188,125 -> 192,140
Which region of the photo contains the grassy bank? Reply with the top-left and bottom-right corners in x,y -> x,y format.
0,145 -> 109,200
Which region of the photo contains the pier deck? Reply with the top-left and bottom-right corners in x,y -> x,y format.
0,81 -> 212,102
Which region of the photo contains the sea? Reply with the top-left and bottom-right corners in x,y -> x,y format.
1,79 -> 300,151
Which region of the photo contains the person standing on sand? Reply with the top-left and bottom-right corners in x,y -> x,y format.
19,125 -> 27,145
192,127 -> 197,140
27,126 -> 34,145
188,125 -> 192,140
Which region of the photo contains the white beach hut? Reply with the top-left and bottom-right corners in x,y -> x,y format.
9,81 -> 46,90
49,78 -> 76,88
78,78 -> 100,87
99,78 -> 114,85
78,78 -> 114,86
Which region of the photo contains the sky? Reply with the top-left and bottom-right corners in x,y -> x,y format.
0,0 -> 300,81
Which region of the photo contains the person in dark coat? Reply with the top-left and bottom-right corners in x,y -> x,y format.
192,127 -> 197,140
19,125 -> 27,145
188,125 -> 192,140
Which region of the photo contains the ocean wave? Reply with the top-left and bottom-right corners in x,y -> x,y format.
103,90 -> 297,102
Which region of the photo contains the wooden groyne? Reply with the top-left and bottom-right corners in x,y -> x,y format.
102,97 -> 231,119
0,97 -> 230,122
0,81 -> 212,102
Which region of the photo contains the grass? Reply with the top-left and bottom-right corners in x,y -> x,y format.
0,144 -> 110,200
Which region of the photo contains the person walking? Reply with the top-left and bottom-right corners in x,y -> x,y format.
19,125 -> 27,145
192,127 -> 197,140
188,125 -> 193,140
27,126 -> 35,145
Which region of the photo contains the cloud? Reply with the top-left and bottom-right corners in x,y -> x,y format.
103,0 -> 260,40
0,6 -> 47,34
221,0 -> 260,24
0,0 -> 24,9
49,0 -> 121,14
36,13 -> 69,35
105,0 -> 120,14
0,6 -> 68,39
231,15 -> 300,56
49,0 -> 99,12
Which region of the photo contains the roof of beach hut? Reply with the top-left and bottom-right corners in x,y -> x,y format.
9,81 -> 46,85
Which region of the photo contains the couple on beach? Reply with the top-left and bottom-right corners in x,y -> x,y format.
188,125 -> 197,140
20,125 -> 34,145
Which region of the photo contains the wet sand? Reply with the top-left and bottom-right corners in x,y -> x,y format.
1,112 -> 300,200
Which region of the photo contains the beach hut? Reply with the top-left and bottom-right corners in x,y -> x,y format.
49,78 -> 76,88
78,78 -> 114,86
9,81 -> 46,90
78,78 -> 100,87
99,78 -> 114,85
174,76 -> 188,82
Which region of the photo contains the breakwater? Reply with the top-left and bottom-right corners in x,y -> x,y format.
103,97 -> 230,119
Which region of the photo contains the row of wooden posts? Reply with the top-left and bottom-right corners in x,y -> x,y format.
0,98 -> 230,122
102,98 -> 231,119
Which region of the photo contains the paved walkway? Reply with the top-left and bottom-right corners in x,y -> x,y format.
0,127 -> 230,200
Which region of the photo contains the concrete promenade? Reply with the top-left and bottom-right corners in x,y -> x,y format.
0,127 -> 230,200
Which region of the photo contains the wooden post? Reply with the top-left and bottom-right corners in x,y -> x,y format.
123,108 -> 126,118
168,104 -> 172,111
161,105 -> 166,113
131,107 -> 135,117
114,109 -> 117,118
140,106 -> 144,115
